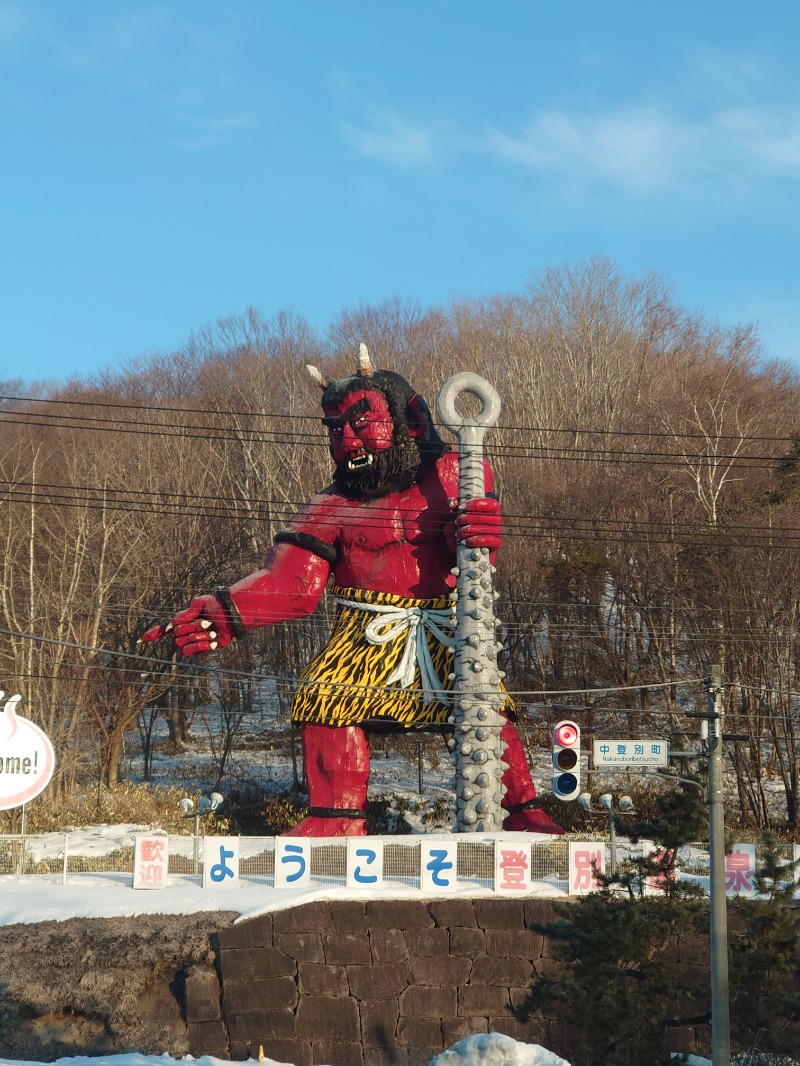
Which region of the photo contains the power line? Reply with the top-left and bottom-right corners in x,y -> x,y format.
6,622 -> 799,709
4,478 -> 800,549
3,391 -> 798,446
0,410 -> 790,472
0,626 -> 709,703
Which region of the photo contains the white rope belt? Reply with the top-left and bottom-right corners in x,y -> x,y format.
335,597 -> 456,706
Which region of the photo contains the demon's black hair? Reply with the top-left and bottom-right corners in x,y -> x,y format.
320,369 -> 447,468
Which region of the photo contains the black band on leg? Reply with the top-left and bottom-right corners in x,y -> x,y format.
308,807 -> 367,819
503,799 -> 541,816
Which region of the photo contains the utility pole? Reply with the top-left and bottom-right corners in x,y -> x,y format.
706,665 -> 730,1066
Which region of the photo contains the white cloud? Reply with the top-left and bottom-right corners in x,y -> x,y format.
716,107 -> 800,177
42,4 -> 253,148
335,45 -> 800,197
339,105 -> 439,169
477,79 -> 800,196
475,44 -> 800,194
330,66 -> 441,169
0,1 -> 31,46
479,107 -> 688,193
686,45 -> 775,104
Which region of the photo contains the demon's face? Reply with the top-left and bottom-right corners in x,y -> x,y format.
323,388 -> 422,497
322,389 -> 394,468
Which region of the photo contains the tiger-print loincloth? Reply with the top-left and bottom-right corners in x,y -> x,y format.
290,585 -> 457,729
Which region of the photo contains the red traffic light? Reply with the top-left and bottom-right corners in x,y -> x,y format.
555,722 -> 579,747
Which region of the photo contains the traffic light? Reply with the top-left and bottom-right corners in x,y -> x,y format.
552,720 -> 581,800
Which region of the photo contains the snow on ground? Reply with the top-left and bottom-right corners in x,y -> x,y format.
0,862 -> 559,926
0,1033 -> 719,1066
3,1034 -> 575,1066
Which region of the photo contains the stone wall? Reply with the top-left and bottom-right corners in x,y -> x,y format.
0,899 -> 725,1062
0,912 -> 238,1061
186,898 -> 712,1065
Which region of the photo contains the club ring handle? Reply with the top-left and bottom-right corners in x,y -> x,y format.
436,372 -> 501,443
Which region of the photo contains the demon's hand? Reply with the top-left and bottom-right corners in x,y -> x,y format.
138,594 -> 235,657
456,496 -> 503,550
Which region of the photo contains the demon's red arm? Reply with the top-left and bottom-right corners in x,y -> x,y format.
138,543 -> 330,657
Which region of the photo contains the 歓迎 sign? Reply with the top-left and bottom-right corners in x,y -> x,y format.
593,739 -> 668,767
0,691 -> 55,810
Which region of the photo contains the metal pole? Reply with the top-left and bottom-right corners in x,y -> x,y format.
193,812 -> 200,876
437,372 -> 505,832
17,803 -> 27,875
707,665 -> 730,1066
608,810 -> 617,876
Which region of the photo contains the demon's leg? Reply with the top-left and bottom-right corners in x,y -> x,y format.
501,715 -> 564,835
285,723 -> 370,837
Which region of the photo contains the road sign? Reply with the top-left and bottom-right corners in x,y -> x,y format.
593,739 -> 668,767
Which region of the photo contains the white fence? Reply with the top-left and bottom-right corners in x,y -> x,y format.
1,832 -> 793,897
1,832 -> 564,889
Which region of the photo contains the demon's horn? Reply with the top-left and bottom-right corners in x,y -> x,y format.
357,343 -> 376,378
306,364 -> 332,389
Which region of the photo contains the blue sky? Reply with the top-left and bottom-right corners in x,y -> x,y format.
2,1 -> 799,387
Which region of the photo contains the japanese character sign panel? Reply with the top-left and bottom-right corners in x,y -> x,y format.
725,844 -> 756,897
203,836 -> 240,890
347,838 -> 384,888
421,840 -> 458,892
133,834 -> 169,890
275,838 -> 311,888
569,841 -> 605,895
592,739 -> 668,767
495,842 -> 532,892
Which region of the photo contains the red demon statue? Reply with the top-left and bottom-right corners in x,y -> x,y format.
141,346 -> 563,837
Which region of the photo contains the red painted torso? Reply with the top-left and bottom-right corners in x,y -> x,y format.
285,451 -> 493,598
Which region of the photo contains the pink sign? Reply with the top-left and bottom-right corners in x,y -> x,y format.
495,844 -> 532,892
725,844 -> 756,897
569,842 -> 605,895
133,835 -> 169,890
0,691 -> 55,810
